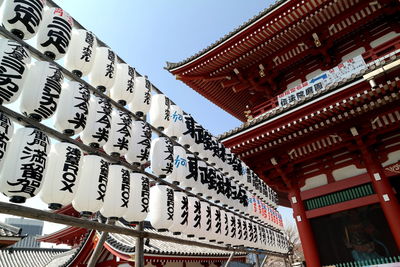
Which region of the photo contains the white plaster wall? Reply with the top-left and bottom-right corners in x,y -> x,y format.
381,150 -> 400,167
370,31 -> 400,48
341,47 -> 366,61
332,165 -> 367,181
300,174 -> 328,191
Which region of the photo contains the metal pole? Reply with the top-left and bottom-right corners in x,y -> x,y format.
255,253 -> 260,267
224,252 -> 235,267
135,222 -> 145,267
87,218 -> 113,267
260,254 -> 268,267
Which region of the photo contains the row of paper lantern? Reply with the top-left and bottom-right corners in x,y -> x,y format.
0,124 -> 286,251
0,0 -> 279,211
0,38 -> 278,214
0,121 -> 284,229
248,195 -> 283,230
0,0 -> 148,105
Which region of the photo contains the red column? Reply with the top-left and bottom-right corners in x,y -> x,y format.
358,146 -> 400,249
289,187 -> 321,267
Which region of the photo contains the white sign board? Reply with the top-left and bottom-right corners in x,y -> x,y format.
277,55 -> 367,107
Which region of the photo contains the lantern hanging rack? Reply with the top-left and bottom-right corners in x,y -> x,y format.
0,102 -> 279,235
0,201 -> 286,258
0,25 -> 279,233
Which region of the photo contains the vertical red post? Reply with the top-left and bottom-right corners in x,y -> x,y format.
352,127 -> 400,249
289,187 -> 321,267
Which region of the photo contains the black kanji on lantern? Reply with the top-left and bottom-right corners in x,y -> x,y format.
185,155 -> 198,182
105,49 -> 115,78
180,195 -> 189,226
33,65 -> 63,119
193,200 -> 201,228
161,139 -> 174,174
41,16 -> 72,54
0,42 -> 30,103
60,145 -> 81,193
80,31 -> 94,62
96,159 -> 109,201
214,208 -> 221,234
8,0 -> 44,34
7,129 -> 48,197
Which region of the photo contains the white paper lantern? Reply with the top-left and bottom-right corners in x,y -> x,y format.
36,8 -> 73,60
241,219 -> 249,247
103,110 -> 132,157
0,39 -> 31,104
187,195 -> 201,237
100,164 -> 130,219
182,152 -> 199,191
0,127 -> 49,203
178,114 -> 196,149
123,172 -> 150,222
40,142 -> 83,209
20,61 -> 63,121
213,171 -> 226,204
210,205 -> 222,243
125,120 -> 151,166
168,191 -> 189,235
88,47 -> 116,94
109,63 -> 135,105
0,112 -> 13,170
148,184 -> 174,231
166,145 -> 188,185
54,81 -> 90,136
235,216 -> 243,245
200,130 -> 214,161
150,137 -> 174,178
149,94 -> 170,131
199,201 -> 212,240
65,29 -> 97,77
1,0 -> 45,39
164,105 -> 184,139
72,155 -> 109,216
80,95 -> 112,148
128,76 -> 151,117
195,159 -> 208,197
220,209 -> 230,244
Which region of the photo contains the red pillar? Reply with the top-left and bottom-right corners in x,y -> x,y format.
289,186 -> 321,267
352,127 -> 400,249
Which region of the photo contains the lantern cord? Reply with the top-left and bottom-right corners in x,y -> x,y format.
87,218 -> 115,267
0,103 -> 278,235
0,201 -> 286,257
224,252 -> 235,267
135,221 -> 145,267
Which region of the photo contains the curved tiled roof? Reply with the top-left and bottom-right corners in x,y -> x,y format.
165,0 -> 286,71
0,248 -> 68,267
105,222 -> 246,259
0,222 -> 22,238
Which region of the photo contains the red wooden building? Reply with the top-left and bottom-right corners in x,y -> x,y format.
167,0 -> 400,266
